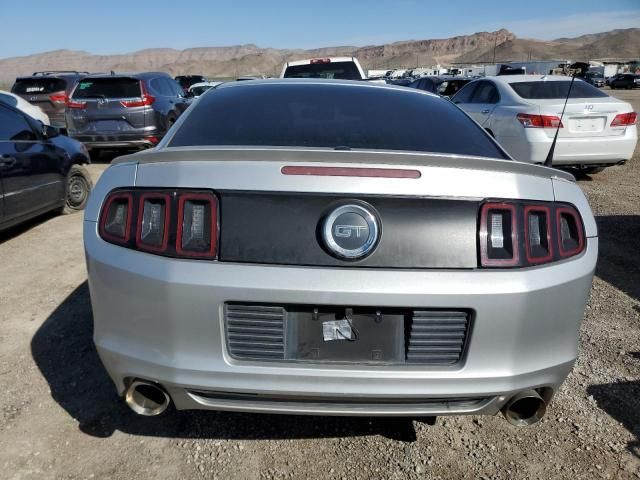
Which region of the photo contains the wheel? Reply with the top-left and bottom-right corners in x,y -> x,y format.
61,164 -> 93,214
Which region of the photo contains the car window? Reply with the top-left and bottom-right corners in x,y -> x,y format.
0,105 -> 37,141
11,78 -> 67,95
450,82 -> 477,104
283,62 -> 362,80
0,93 -> 18,107
72,77 -> 142,99
470,81 -> 499,104
150,78 -> 172,96
170,83 -> 509,159
166,78 -> 184,96
509,80 -> 608,99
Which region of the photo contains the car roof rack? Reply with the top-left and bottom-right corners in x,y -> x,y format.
31,70 -> 90,76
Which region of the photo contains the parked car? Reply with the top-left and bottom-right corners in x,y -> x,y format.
175,75 -> 207,93
86,79 -> 596,427
408,76 -> 472,97
583,72 -> 604,88
281,57 -> 366,80
187,82 -> 223,98
0,90 -> 50,125
65,72 -> 189,152
452,75 -> 637,172
0,101 -> 92,231
609,73 -> 639,89
11,71 -> 88,130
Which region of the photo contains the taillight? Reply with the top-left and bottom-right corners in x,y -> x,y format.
310,58 -> 331,64
99,189 -> 218,259
516,113 -> 563,128
121,81 -> 155,108
479,201 -> 585,268
67,100 -> 87,109
49,92 -> 68,104
610,112 -> 637,127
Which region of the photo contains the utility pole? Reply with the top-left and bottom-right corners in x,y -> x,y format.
492,34 -> 497,64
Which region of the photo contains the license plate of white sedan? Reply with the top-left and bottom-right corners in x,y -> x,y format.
569,116 -> 605,132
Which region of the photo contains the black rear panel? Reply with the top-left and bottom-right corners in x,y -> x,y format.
219,192 -> 480,269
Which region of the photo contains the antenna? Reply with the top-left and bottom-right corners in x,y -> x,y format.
544,74 -> 576,168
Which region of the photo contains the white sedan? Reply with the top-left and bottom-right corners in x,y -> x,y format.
452,75 -> 637,172
0,90 -> 50,125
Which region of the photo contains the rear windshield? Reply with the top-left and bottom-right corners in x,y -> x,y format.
72,78 -> 141,99
11,78 -> 67,95
169,83 -> 509,159
283,62 -> 362,80
509,80 -> 608,99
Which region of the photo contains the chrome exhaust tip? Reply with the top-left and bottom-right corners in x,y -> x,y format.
501,389 -> 547,426
125,380 -> 171,416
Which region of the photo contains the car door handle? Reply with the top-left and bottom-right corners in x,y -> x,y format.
481,109 -> 491,114
0,155 -> 17,168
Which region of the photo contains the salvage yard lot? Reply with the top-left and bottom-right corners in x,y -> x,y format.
0,89 -> 639,480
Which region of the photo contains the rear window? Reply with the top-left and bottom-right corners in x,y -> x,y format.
11,78 -> 67,95
72,78 -> 141,99
509,80 -> 608,99
169,83 -> 509,159
283,62 -> 362,80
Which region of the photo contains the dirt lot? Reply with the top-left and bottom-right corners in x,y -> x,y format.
1,90 -> 639,480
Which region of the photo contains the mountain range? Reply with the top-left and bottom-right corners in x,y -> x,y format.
0,28 -> 637,85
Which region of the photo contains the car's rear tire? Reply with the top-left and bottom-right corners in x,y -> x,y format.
61,165 -> 93,214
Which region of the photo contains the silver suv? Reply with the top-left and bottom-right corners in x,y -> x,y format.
65,72 -> 188,152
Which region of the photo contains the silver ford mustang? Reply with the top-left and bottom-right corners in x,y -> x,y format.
84,80 -> 597,426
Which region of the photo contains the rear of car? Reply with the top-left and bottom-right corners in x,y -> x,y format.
454,76 -> 637,168
175,75 -> 207,93
280,57 -> 366,80
65,73 -> 186,151
85,81 -> 596,424
11,72 -> 85,129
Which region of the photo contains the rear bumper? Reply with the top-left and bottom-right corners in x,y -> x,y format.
70,133 -> 158,150
85,218 -> 597,416
499,125 -> 637,165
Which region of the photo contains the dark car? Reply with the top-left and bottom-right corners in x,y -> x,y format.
609,73 -> 639,89
408,76 -> 472,97
65,72 -> 189,151
584,72 -> 605,88
0,101 -> 92,231
175,75 -> 207,93
11,71 -> 89,130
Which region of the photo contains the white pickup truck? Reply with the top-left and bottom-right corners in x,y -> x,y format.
280,57 -> 367,80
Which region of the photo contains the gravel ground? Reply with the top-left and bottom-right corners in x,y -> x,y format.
1,89 -> 639,480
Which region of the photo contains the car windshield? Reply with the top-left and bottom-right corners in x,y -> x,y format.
169,83 -> 509,159
586,72 -> 603,78
509,80 -> 608,99
72,78 -> 141,99
283,62 -> 362,80
190,85 -> 213,96
11,78 -> 67,95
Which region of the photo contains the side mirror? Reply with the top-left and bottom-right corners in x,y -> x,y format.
42,123 -> 60,139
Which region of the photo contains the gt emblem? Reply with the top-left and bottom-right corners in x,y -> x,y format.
334,225 -> 368,238
322,203 -> 380,260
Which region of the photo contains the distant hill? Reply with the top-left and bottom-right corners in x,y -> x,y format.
0,28 -> 637,86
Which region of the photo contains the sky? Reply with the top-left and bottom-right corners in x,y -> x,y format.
1,0 -> 639,58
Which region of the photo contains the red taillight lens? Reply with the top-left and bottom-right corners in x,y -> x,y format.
121,81 -> 155,108
310,58 -> 331,64
479,201 -> 585,268
516,113 -> 563,128
479,203 -> 519,267
98,189 -> 218,260
99,193 -> 133,244
556,206 -> 585,258
49,92 -> 68,104
610,112 -> 637,127
524,205 -> 553,264
136,193 -> 171,253
176,193 -> 218,259
67,100 -> 87,109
